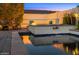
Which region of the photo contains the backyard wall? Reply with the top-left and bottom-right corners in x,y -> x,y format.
21,7 -> 79,28
21,12 -> 64,28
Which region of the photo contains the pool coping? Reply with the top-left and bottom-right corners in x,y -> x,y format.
19,31 -> 79,38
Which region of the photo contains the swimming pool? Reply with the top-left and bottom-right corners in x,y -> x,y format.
19,32 -> 79,55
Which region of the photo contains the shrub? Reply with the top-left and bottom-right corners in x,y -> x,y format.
76,21 -> 79,29
49,20 -> 52,25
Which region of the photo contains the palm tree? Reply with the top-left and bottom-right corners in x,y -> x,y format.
75,6 -> 79,25
63,13 -> 69,25
73,5 -> 79,29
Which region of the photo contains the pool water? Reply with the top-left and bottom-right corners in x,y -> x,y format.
20,33 -> 79,55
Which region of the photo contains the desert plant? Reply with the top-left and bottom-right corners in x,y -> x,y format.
63,14 -> 68,25
49,20 -> 53,25
76,21 -> 79,29
29,20 -> 34,25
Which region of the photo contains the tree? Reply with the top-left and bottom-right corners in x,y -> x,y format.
63,14 -> 69,25
69,13 -> 76,25
0,3 -> 24,30
63,13 -> 76,25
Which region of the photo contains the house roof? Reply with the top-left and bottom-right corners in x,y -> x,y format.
24,10 -> 56,14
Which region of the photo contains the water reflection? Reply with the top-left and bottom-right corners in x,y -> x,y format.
53,43 -> 79,55
64,43 -> 79,55
21,35 -> 79,55
22,36 -> 32,44
52,43 -> 64,50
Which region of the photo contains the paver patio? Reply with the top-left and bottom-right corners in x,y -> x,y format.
0,31 -> 12,55
0,31 -> 27,55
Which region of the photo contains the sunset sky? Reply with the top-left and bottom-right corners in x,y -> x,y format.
24,3 -> 79,11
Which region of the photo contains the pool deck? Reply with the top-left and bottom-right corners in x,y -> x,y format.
0,31 -> 28,55
11,31 -> 28,55
0,30 -> 67,55
0,31 -> 11,55
0,25 -> 79,55
28,25 -> 79,35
